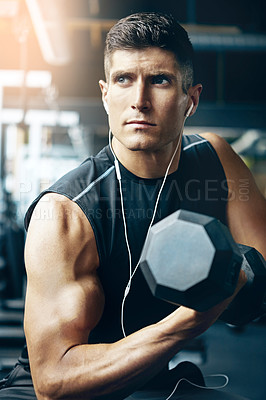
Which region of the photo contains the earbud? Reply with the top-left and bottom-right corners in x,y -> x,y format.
103,100 -> 109,115
185,102 -> 194,118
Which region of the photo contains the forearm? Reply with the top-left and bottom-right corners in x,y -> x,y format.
35,305 -> 224,400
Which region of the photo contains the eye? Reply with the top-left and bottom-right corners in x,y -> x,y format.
151,75 -> 171,85
115,75 -> 131,85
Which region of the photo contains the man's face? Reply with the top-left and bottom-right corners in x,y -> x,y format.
100,47 -> 193,153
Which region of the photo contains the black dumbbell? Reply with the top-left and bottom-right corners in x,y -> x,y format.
140,209 -> 266,324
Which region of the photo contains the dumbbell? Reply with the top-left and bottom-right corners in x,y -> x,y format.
139,209 -> 266,325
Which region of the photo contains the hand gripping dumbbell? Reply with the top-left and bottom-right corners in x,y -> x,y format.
219,244 -> 266,325
139,209 -> 266,326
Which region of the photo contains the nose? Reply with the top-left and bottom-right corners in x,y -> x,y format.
131,80 -> 151,112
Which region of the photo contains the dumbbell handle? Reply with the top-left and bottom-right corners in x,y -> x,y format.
238,245 -> 255,285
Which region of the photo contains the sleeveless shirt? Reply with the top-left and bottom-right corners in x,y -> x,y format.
24,134 -> 228,344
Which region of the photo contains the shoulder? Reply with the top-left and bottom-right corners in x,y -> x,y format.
26,193 -> 99,275
200,132 -> 255,200
199,132 -> 248,181
29,192 -> 90,233
200,132 -> 232,156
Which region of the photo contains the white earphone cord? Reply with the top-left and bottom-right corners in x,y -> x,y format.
108,128 -> 182,337
108,105 -> 193,337
120,133 -> 181,336
165,374 -> 229,400
109,129 -> 133,307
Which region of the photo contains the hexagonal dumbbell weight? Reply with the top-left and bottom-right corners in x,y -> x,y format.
140,209 -> 243,312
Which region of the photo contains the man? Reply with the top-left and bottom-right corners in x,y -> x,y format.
0,12 -> 265,400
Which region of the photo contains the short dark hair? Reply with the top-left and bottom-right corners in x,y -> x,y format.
104,12 -> 194,93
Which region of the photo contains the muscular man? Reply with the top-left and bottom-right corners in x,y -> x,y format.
1,12 -> 265,400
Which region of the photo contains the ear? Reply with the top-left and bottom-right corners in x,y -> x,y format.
186,84 -> 203,117
99,79 -> 108,107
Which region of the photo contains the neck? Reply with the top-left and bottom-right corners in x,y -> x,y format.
111,136 -> 182,179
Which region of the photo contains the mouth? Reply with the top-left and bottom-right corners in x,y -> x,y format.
126,120 -> 156,127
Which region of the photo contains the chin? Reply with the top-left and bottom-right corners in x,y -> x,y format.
124,140 -> 157,152
127,133 -> 159,150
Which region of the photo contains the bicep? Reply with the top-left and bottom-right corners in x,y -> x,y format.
226,163 -> 266,258
24,195 -> 104,372
202,132 -> 266,258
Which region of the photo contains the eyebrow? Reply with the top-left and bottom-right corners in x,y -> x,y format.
110,70 -> 129,81
110,70 -> 178,82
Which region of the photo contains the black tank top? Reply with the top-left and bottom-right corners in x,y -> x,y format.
25,134 -> 228,343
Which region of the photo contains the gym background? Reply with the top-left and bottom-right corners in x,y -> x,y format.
0,1 -> 265,399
